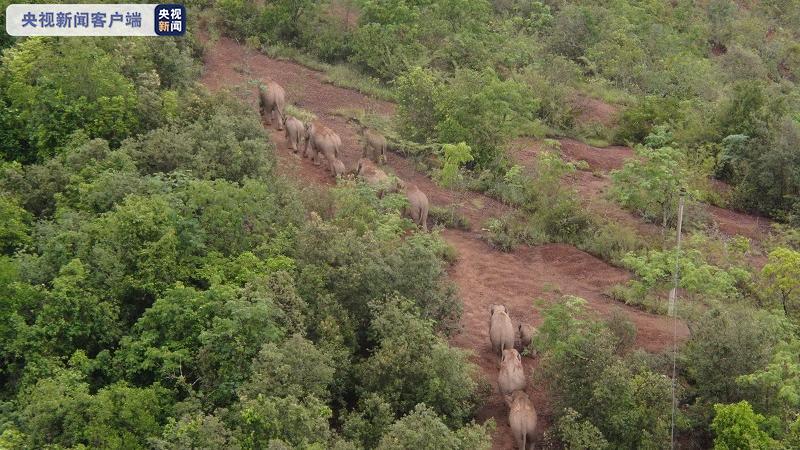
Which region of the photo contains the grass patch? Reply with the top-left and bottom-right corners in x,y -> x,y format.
324,65 -> 395,101
261,42 -> 329,71
260,44 -> 395,101
606,283 -> 667,315
285,104 -> 316,122
429,205 -> 470,231
577,78 -> 637,108
575,220 -> 649,266
571,120 -> 615,148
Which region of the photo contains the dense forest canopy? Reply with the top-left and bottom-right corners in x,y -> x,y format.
1,0 -> 800,449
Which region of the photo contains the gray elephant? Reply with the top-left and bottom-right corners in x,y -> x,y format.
361,127 -> 387,164
258,81 -> 286,130
304,122 -> 342,173
498,348 -> 526,395
357,158 -> 395,198
505,390 -> 538,450
332,158 -> 347,179
489,304 -> 515,356
397,180 -> 429,232
357,158 -> 389,183
283,115 -> 304,153
518,324 -> 538,355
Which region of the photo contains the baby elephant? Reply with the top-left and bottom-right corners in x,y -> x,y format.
357,158 -> 389,184
332,158 -> 347,179
361,128 -> 387,164
489,304 -> 515,356
398,181 -> 429,232
283,115 -> 304,153
258,81 -> 286,130
498,348 -> 526,395
506,390 -> 538,450
518,324 -> 538,355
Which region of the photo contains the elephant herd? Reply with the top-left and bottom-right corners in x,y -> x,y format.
490,304 -> 539,450
258,81 -> 429,231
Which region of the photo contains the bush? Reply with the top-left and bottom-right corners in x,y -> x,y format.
395,66 -> 538,169
358,296 -> 482,427
610,143 -> 707,228
376,404 -> 492,450
428,205 -> 470,230
535,297 -> 675,449
711,401 -> 778,450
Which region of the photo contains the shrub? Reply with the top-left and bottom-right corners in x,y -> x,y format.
395,66 -> 538,169
358,296 -> 482,427
610,144 -> 704,228
535,297 -> 675,449
711,401 -> 778,450
376,404 -> 492,450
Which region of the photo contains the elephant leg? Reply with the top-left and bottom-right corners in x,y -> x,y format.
276,109 -> 284,130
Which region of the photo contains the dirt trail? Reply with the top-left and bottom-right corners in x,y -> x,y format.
200,36 -> 687,448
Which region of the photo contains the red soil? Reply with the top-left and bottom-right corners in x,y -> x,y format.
200,36 -> 688,449
571,94 -> 620,128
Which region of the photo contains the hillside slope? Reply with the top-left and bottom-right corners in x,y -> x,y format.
200,35 -> 689,447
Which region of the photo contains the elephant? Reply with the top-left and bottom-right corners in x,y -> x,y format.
356,158 -> 395,198
505,390 -> 538,450
304,122 -> 342,173
518,324 -> 538,355
258,81 -> 286,130
398,181 -> 429,232
361,128 -> 387,164
283,116 -> 304,153
489,304 -> 515,356
332,158 -> 347,179
357,158 -> 389,183
498,348 -> 526,395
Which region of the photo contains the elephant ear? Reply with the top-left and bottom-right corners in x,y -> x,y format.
503,394 -> 514,409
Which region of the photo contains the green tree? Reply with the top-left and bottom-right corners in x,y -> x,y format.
738,338 -> 800,437
436,142 -> 473,188
0,194 -> 31,254
236,394 -> 332,449
682,307 -> 793,408
535,297 -> 674,449
376,404 -> 492,450
238,334 -> 335,403
610,144 -> 700,228
711,401 -> 778,450
762,247 -> 800,316
554,408 -> 609,450
152,413 -> 241,450
342,394 -> 396,449
358,296 -> 480,427
0,38 -> 139,161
